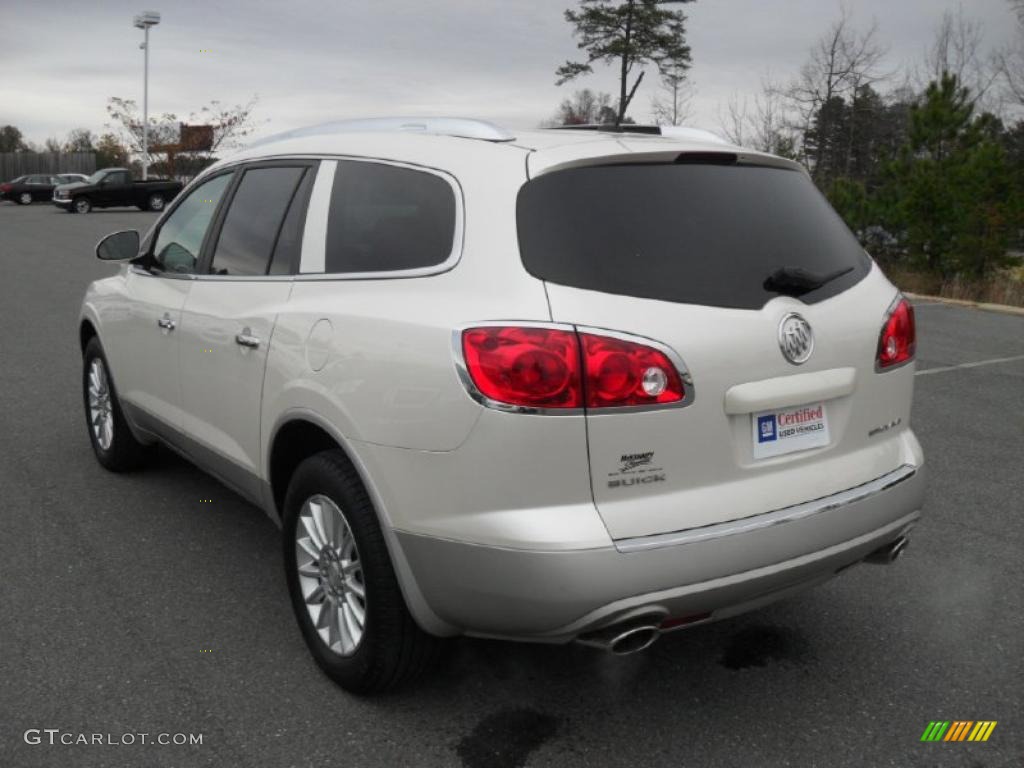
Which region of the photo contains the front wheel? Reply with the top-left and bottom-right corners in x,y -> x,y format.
282,451 -> 440,694
147,193 -> 165,212
73,196 -> 91,214
82,337 -> 148,471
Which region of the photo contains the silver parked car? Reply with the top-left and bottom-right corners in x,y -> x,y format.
79,118 -> 924,693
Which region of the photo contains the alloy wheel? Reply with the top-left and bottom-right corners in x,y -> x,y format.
19,192 -> 31,205
87,357 -> 114,450
295,494 -> 367,656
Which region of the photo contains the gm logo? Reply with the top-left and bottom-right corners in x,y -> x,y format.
757,414 -> 777,443
921,721 -> 997,742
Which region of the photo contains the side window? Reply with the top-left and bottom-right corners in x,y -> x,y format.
152,173 -> 232,275
106,171 -> 129,185
208,166 -> 306,276
324,161 -> 456,274
268,167 -> 315,275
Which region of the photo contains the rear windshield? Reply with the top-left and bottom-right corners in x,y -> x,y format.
517,163 -> 870,310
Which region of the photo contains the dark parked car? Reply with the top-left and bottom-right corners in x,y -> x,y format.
53,168 -> 183,214
0,173 -> 89,204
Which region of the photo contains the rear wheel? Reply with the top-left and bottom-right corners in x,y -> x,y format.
282,450 -> 440,694
73,196 -> 91,214
17,192 -> 31,205
147,193 -> 165,212
82,337 -> 148,471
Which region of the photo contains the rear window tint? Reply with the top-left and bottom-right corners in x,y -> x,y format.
325,161 -> 456,274
517,163 -> 870,310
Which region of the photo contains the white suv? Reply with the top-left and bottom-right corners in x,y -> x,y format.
80,118 -> 925,693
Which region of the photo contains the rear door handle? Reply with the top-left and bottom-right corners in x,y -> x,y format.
157,313 -> 176,331
235,328 -> 261,348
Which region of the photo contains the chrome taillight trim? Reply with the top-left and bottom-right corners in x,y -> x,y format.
875,293 -> 916,373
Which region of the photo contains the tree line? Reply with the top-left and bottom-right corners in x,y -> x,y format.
551,1 -> 1024,287
0,96 -> 259,179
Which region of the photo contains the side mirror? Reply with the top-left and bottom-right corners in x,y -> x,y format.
96,230 -> 140,261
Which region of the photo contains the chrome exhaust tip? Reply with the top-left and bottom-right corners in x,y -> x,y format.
576,622 -> 662,655
864,536 -> 909,565
609,626 -> 660,655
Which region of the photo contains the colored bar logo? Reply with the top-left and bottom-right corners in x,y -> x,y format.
920,721 -> 997,742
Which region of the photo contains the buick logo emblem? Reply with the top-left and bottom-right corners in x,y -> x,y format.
778,313 -> 814,365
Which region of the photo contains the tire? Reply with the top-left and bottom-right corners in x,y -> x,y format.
82,337 -> 148,472
73,197 -> 91,214
147,193 -> 165,212
17,192 -> 32,205
282,450 -> 440,694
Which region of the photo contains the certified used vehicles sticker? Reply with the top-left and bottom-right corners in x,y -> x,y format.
752,402 -> 830,459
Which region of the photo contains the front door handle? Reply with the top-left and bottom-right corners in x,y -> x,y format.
235,328 -> 261,348
157,313 -> 176,331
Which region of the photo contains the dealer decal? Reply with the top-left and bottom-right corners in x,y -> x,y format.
607,450 -> 665,489
752,402 -> 831,459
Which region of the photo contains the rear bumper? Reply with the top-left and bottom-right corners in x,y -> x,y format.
396,463 -> 925,641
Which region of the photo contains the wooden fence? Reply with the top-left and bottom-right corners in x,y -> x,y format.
0,152 -> 96,180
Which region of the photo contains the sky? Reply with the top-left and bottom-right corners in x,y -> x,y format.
0,0 -> 1019,147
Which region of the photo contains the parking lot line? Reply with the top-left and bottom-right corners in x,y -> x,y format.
915,354 -> 1024,376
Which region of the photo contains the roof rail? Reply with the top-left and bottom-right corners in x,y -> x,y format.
551,124 -> 731,145
248,117 -> 516,148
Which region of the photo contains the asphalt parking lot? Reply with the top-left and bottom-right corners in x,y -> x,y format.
1,200 -> 1022,768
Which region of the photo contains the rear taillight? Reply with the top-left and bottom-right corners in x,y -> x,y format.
579,332 -> 684,407
0,184 -> 10,192
876,297 -> 916,370
458,325 -> 686,411
460,326 -> 583,409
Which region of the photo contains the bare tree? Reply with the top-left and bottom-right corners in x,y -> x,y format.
550,89 -> 617,125
650,65 -> 694,125
719,77 -> 797,156
64,128 -> 96,153
185,97 -> 263,158
995,0 -> 1024,112
919,7 -> 999,108
786,4 -> 888,175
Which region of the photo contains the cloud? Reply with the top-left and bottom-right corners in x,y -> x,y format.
0,0 -> 1017,145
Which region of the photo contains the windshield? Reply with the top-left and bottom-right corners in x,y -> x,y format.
517,162 -> 871,310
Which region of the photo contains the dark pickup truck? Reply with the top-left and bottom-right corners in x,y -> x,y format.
53,168 -> 183,214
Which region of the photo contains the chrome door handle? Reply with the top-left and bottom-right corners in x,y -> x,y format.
157,314 -> 176,331
235,329 -> 261,348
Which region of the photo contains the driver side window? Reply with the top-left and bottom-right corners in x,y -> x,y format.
151,173 -> 232,275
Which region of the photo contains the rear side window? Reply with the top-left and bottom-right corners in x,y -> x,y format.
209,166 -> 307,276
517,163 -> 870,310
324,161 -> 456,274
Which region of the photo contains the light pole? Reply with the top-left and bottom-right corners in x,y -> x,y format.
133,11 -> 160,180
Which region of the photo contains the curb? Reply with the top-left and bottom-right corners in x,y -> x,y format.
904,292 -> 1024,317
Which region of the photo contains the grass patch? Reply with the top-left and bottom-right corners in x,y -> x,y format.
880,262 -> 1024,308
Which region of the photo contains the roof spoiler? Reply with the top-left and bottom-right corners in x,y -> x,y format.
551,124 -> 731,146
